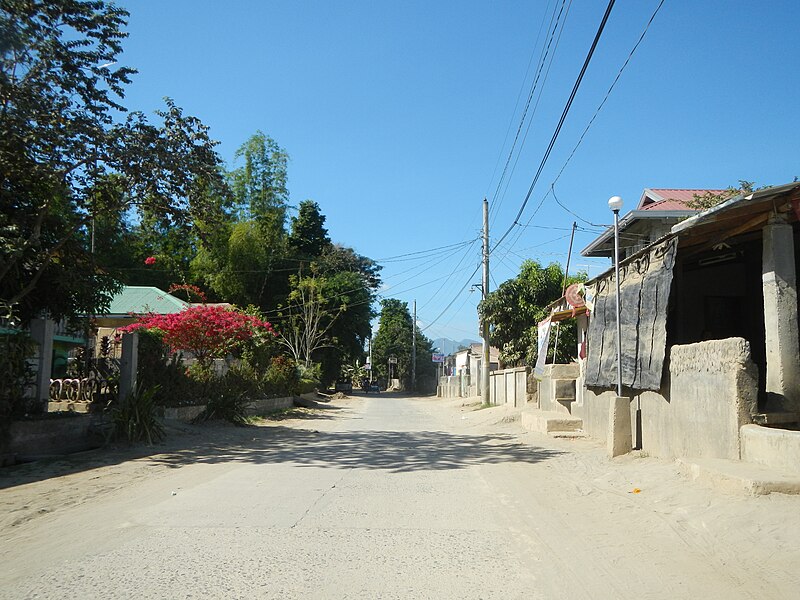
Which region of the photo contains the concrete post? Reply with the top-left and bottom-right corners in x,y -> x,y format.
119,332 -> 139,400
607,395 -> 632,458
762,218 -> 800,412
29,317 -> 55,412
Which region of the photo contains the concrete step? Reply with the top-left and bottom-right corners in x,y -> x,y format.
521,410 -> 582,434
676,457 -> 800,496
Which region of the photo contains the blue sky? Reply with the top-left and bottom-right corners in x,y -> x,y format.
117,0 -> 799,343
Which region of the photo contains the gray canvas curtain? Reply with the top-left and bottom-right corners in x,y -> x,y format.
584,237 -> 677,391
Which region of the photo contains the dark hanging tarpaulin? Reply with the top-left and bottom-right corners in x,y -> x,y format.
584,237 -> 678,391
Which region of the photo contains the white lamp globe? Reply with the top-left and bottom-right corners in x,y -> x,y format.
608,195 -> 623,212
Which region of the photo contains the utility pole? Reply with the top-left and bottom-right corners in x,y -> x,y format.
411,300 -> 417,392
368,335 -> 373,383
481,198 -> 490,406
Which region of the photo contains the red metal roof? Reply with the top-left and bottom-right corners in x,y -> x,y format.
638,188 -> 727,210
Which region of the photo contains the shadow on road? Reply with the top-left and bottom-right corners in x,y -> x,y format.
149,426 -> 562,473
0,398 -> 561,488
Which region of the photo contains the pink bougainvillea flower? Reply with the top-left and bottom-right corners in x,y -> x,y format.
144,256 -> 157,265
119,305 -> 274,365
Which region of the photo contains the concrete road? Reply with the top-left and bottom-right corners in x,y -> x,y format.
1,394 -> 799,599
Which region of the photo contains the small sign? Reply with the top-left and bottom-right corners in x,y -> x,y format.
431,353 -> 445,363
388,357 -> 398,364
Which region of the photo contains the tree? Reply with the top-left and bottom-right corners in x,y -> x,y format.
120,305 -> 273,369
686,180 -> 755,210
192,132 -> 291,311
273,275 -> 344,370
479,260 -> 585,367
371,299 -> 435,390
229,131 -> 289,222
313,269 -> 375,386
0,1 -> 229,324
288,200 -> 331,261
310,244 -> 381,385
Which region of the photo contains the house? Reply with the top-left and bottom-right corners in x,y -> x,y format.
529,182 -> 800,475
581,188 -> 723,260
92,286 -> 189,358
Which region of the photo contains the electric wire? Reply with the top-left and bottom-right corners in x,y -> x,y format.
421,261 -> 482,332
492,0 -> 617,253
417,238 -> 481,311
550,0 -> 667,191
488,0 -> 570,222
483,0 -> 555,200
491,0 -> 573,227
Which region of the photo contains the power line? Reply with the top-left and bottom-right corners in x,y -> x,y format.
489,0 -> 571,221
490,0 -> 574,228
421,261 -> 482,332
550,0 -> 667,190
418,238 -> 481,310
492,0 -> 617,252
483,1 -> 555,200
374,237 -> 478,262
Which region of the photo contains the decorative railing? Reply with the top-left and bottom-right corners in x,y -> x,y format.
49,358 -> 120,404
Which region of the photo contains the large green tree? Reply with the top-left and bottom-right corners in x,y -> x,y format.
0,0 -> 228,324
192,132 -> 291,309
371,299 -> 435,391
479,260 -> 585,367
288,200 -> 331,261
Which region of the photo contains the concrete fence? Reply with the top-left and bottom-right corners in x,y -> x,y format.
489,367 -> 529,407
437,375 -> 475,398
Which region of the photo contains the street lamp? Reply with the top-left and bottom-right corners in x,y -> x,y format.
608,195 -> 623,397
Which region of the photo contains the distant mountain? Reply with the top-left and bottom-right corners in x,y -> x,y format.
432,337 -> 480,356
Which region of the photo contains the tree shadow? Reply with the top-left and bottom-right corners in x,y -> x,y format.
0,399 -> 562,488
149,426 -> 562,473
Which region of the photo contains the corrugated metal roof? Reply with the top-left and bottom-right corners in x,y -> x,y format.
640,199 -> 697,211
105,286 -> 188,316
639,188 -> 726,209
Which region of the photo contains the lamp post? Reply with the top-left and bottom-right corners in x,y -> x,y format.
608,195 -> 624,397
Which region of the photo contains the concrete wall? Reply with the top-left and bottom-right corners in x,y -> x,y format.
489,367 -> 528,407
437,375 -> 474,398
246,396 -> 294,416
162,396 -> 295,422
573,338 -> 758,461
6,415 -> 98,459
741,424 -> 800,475
537,363 -> 580,414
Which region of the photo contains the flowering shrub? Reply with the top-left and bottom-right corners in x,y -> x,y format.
121,305 -> 274,367
144,256 -> 157,265
265,354 -> 300,396
167,283 -> 207,303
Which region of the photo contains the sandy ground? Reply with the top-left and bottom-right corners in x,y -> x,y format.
1,394 -> 799,599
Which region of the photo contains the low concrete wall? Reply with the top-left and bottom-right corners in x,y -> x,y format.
574,338 -> 758,461
489,367 -> 528,407
162,396 -> 295,422
6,415 -> 98,458
162,405 -> 206,422
741,424 -> 800,474
246,396 -> 294,416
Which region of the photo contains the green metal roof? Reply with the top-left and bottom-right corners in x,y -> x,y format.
105,286 -> 188,316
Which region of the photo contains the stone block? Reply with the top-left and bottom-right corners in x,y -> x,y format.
607,395 -> 632,458
553,378 -> 576,401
